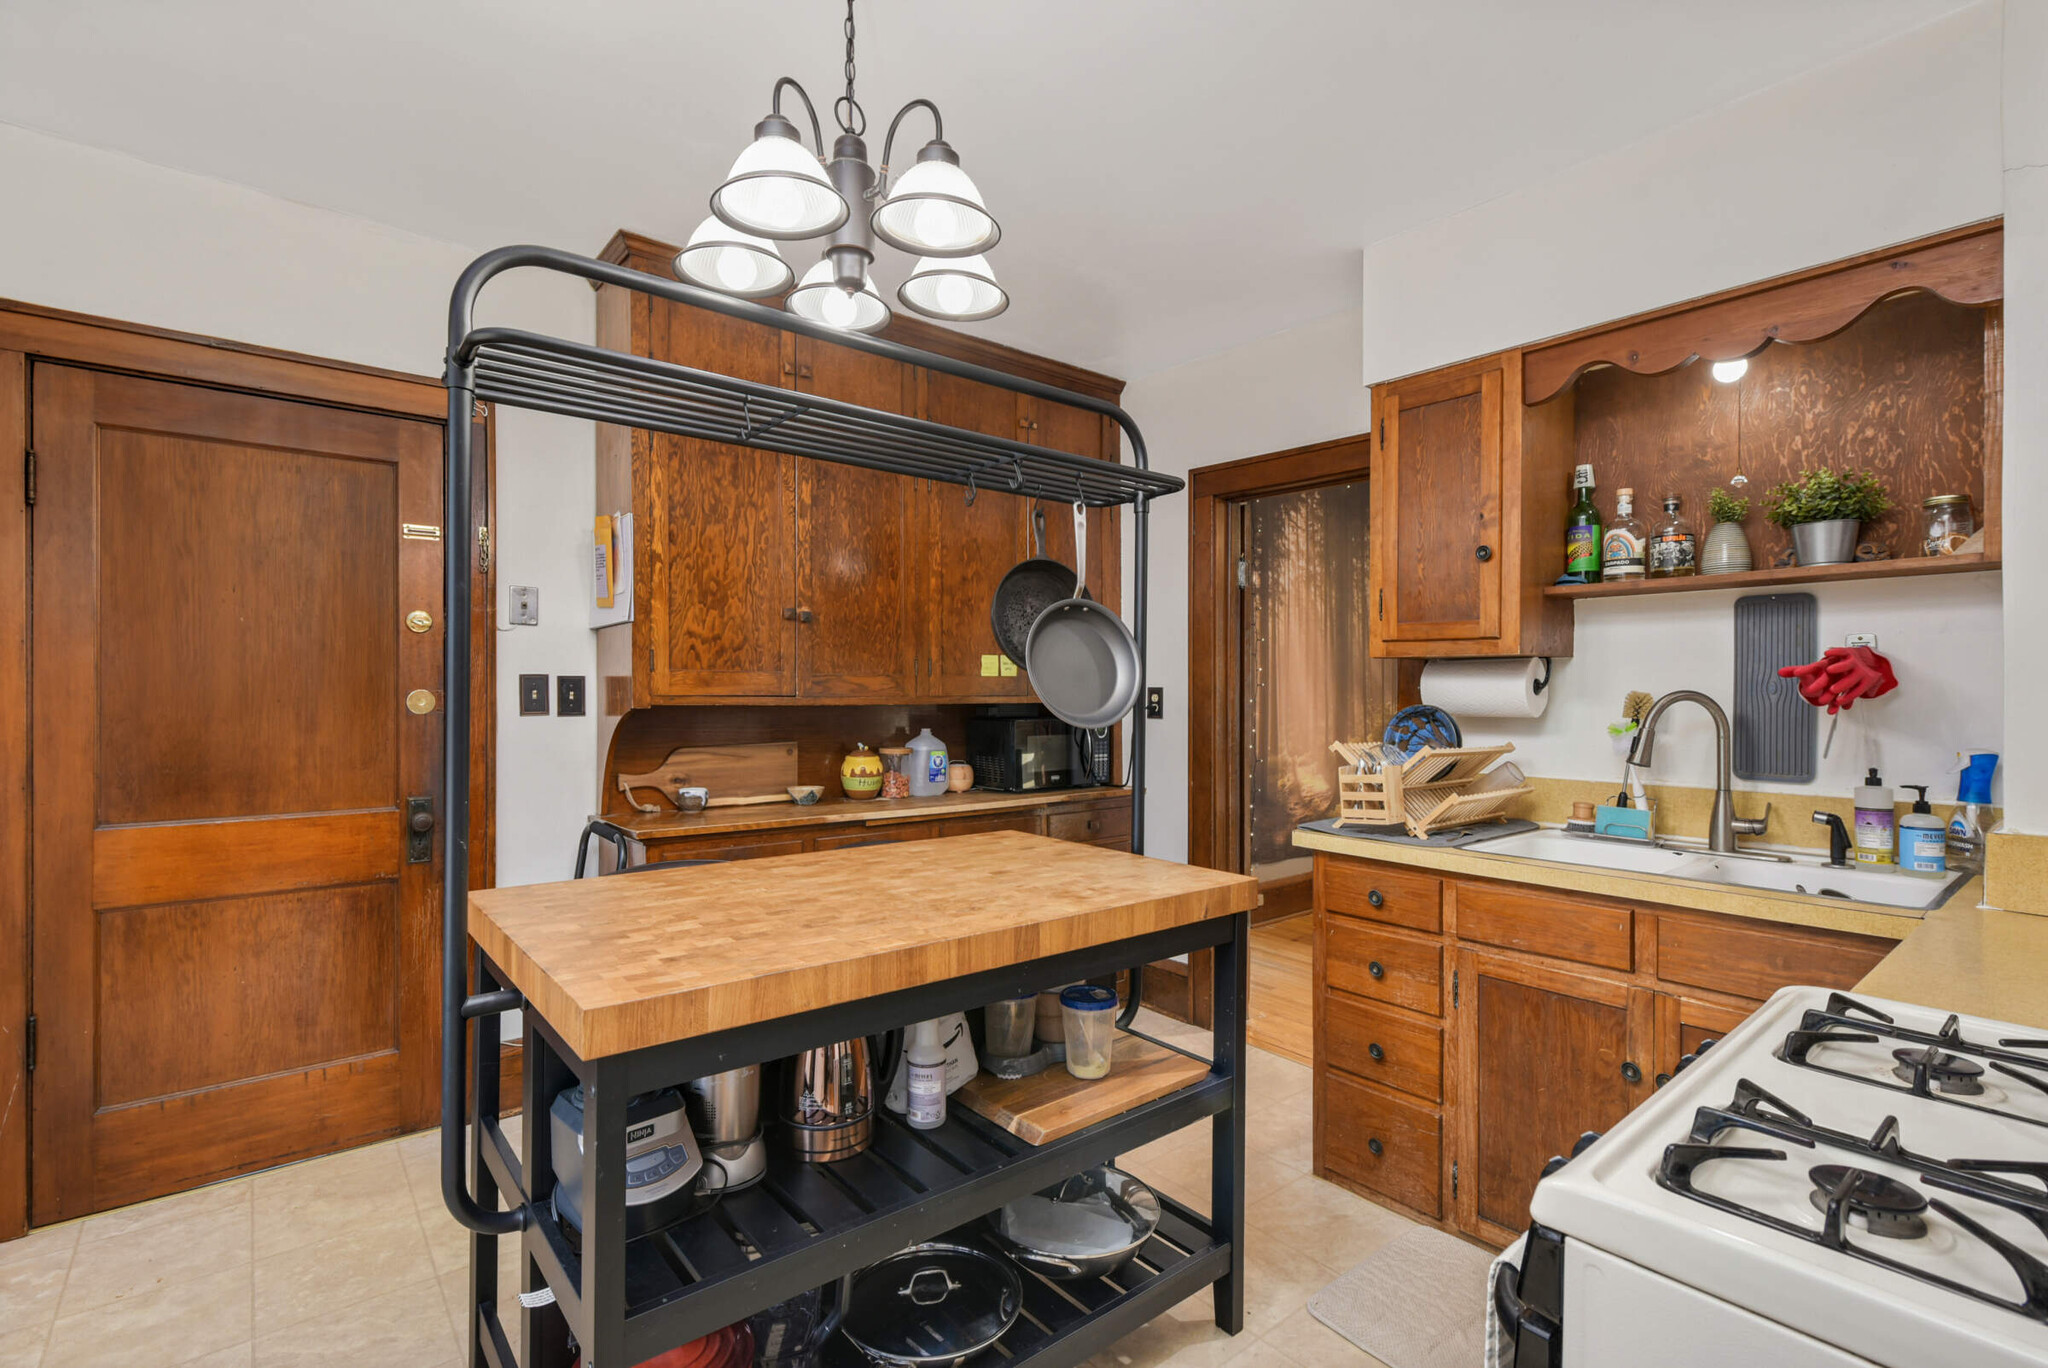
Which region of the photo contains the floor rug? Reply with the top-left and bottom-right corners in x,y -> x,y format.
1306,1224 -> 1495,1368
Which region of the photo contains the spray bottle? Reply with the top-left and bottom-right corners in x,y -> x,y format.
1947,751 -> 1998,873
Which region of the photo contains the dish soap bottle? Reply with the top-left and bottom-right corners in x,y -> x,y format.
1947,751 -> 1998,872
1898,785 -> 1945,875
1853,768 -> 1895,866
1564,464 -> 1602,583
1648,493 -> 1698,578
906,728 -> 949,797
1601,487 -> 1646,581
904,1018 -> 946,1131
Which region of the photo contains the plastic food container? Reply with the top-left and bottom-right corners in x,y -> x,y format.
984,993 -> 1036,1059
1060,985 -> 1118,1080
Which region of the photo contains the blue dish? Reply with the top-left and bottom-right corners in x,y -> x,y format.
1383,704 -> 1462,758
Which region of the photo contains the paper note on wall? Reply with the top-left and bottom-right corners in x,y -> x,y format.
593,515 -> 616,609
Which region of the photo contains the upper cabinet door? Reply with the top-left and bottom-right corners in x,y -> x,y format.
793,338 -> 918,699
918,369 -> 1031,699
1376,364 -> 1504,644
1023,397 -> 1118,607
644,300 -> 797,698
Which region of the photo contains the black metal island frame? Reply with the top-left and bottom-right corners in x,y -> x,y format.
434,248 -> 1252,1368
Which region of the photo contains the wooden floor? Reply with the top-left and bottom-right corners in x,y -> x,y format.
1248,912 -> 1313,1065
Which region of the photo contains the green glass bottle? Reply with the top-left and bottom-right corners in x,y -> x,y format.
1564,463 -> 1602,581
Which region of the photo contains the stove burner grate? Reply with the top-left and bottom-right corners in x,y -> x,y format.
1891,1046 -> 1986,1096
1808,1164 -> 1929,1239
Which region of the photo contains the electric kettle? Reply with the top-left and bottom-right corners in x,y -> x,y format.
782,1037 -> 874,1162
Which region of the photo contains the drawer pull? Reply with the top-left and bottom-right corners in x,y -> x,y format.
1475,544 -> 1493,561
1368,889 -> 1384,908
1621,1061 -> 1643,1084
1367,1138 -> 1383,1157
1367,960 -> 1385,979
1087,819 -> 1100,831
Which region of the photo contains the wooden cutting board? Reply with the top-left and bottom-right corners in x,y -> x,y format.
616,742 -> 799,812
953,1032 -> 1211,1145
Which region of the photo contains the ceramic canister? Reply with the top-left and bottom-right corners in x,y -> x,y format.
947,762 -> 975,792
839,743 -> 884,801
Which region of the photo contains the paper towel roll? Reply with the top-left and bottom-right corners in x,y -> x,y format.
1419,656 -> 1550,719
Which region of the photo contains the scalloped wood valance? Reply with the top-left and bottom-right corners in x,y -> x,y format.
1522,220 -> 2002,405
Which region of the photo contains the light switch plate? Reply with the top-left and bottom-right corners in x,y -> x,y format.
1846,632 -> 1878,648
518,674 -> 549,715
556,675 -> 586,717
1146,687 -> 1164,720
508,585 -> 539,626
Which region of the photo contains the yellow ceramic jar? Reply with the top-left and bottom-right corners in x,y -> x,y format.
840,742 -> 884,801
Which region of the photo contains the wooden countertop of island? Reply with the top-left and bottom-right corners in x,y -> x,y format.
468,832 -> 1260,1060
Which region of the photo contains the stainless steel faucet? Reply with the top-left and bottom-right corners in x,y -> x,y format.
1631,690 -> 1771,853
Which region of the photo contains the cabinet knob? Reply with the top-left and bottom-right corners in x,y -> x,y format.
1367,960 -> 1384,979
1368,1043 -> 1385,1062
1086,819 -> 1100,832
1475,545 -> 1493,562
1367,1138 -> 1383,1157
1367,889 -> 1384,908
1621,1061 -> 1643,1084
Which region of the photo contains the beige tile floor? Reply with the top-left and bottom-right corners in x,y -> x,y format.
0,1016 -> 1413,1368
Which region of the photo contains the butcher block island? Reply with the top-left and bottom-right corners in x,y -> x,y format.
460,832 -> 1258,1368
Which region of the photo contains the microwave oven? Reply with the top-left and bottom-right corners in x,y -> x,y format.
967,713 -> 1106,792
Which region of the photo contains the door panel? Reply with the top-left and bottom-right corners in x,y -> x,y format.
647,300 -> 796,697
918,370 -> 1028,698
795,339 -> 916,698
1381,369 -> 1501,642
30,365 -> 443,1220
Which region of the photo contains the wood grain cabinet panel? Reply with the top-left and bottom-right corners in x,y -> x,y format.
1325,993 -> 1444,1102
1654,912 -> 1892,1001
916,369 -> 1031,700
1046,805 -> 1132,846
1324,918 -> 1442,1016
1653,992 -> 1756,1088
1321,860 -> 1441,933
1455,881 -> 1633,971
940,813 -> 1042,838
1323,1071 -> 1443,1218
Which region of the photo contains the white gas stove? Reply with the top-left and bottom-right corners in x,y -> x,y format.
1498,986 -> 2048,1368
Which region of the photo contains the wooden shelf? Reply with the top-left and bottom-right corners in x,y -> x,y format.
1543,552 -> 1998,600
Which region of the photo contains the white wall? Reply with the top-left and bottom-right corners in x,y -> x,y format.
0,121 -> 599,888
1131,2 -> 2014,858
1120,307 -> 1371,863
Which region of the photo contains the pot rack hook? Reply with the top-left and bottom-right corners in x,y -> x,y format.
1005,456 -> 1023,491
964,468 -> 978,507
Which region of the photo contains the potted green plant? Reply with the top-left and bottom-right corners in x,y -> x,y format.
1763,468 -> 1890,566
1702,485 -> 1752,575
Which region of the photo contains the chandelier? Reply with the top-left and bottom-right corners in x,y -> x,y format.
675,0 -> 1005,333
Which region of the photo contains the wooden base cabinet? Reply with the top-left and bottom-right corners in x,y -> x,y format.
1311,851 -> 1894,1247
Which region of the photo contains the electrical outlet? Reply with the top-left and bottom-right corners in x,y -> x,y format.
1146,687 -> 1164,720
1846,632 -> 1878,649
508,585 -> 539,626
518,674 -> 549,715
556,675 -> 586,717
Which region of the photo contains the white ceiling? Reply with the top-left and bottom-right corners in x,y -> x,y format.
0,0 -> 1975,378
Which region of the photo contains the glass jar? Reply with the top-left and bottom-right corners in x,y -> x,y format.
878,747 -> 913,799
1922,494 -> 1974,556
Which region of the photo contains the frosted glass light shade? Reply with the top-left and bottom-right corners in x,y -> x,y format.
710,133 -> 848,240
786,259 -> 890,333
898,255 -> 1008,321
871,157 -> 999,256
1710,357 -> 1749,384
674,216 -> 793,298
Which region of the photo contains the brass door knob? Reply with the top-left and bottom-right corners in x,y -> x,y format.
406,610 -> 433,634
405,689 -> 437,715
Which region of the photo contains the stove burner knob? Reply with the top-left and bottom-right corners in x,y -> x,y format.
1572,1131 -> 1602,1157
1655,1071 -> 1672,1088
1621,1061 -> 1642,1084
1367,1138 -> 1383,1157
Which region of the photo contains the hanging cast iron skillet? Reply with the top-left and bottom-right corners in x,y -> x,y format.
1024,502 -> 1143,730
990,504 -> 1076,667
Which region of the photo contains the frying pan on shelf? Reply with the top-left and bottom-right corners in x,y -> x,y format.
990,504 -> 1076,666
1024,502 -> 1142,730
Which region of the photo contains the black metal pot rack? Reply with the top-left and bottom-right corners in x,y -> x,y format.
436,247 -> 1233,1368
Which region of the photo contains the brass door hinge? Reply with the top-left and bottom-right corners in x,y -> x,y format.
1452,969 -> 1460,1008
477,525 -> 493,572
1236,557 -> 1248,589
1452,1160 -> 1459,1199
24,1015 -> 34,1072
23,449 -> 34,507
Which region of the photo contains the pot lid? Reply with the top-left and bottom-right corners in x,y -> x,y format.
844,1244 -> 1020,1362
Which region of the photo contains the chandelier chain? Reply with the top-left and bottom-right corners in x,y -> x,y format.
835,0 -> 866,137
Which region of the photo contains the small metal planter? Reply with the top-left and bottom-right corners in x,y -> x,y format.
1791,517 -> 1860,566
1700,521 -> 1753,575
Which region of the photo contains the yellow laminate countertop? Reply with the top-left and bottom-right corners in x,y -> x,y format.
1853,902 -> 2048,1031
1291,825 -> 1947,941
470,832 -> 1259,1060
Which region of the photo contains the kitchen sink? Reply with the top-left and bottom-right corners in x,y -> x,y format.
1463,828 -> 1968,911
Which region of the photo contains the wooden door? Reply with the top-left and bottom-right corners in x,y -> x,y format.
794,338 -> 917,699
646,300 -> 795,698
1024,397 -> 1115,603
29,366 -> 444,1220
917,369 -> 1029,699
1455,949 -> 1653,1242
1376,364 -> 1502,643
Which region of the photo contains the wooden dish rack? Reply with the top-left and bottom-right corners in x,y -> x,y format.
1329,741 -> 1532,838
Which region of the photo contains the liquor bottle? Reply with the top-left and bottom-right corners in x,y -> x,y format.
1648,493 -> 1698,578
1601,487 -> 1646,581
1564,464 -> 1601,581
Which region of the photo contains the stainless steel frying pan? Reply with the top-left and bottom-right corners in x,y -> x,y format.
1024,502 -> 1142,729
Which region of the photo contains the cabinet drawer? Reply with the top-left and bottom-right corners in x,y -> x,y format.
644,834 -> 808,864
940,813 -> 1042,838
1047,805 -> 1132,845
1324,919 -> 1442,1016
1456,882 -> 1632,971
1655,914 -> 1895,1001
811,821 -> 942,851
1322,859 -> 1442,933
1322,1070 -> 1442,1217
1324,993 -> 1443,1102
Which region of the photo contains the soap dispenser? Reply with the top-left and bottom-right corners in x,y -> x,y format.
1898,785 -> 1945,875
1852,768 -> 1894,867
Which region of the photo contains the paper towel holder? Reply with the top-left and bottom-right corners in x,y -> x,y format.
1531,657 -> 1551,696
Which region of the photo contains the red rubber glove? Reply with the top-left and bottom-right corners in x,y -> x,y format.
1779,647 -> 1897,713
